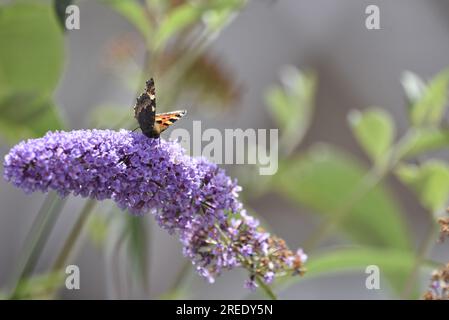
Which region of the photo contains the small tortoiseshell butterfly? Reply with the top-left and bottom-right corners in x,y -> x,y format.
134,78 -> 187,138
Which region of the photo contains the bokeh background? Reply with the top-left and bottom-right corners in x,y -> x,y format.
0,0 -> 448,299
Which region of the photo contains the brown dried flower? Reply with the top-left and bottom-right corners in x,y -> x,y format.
438,217 -> 449,243
423,263 -> 449,300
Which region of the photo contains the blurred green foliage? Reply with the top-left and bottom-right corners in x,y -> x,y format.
405,69 -> 449,127
266,67 -> 316,156
0,2 -> 64,143
265,67 -> 449,297
348,108 -> 395,165
101,0 -> 153,40
12,271 -> 65,299
283,247 -> 439,285
275,144 -> 410,250
396,161 -> 449,214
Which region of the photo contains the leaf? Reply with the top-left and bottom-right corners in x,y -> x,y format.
395,161 -> 449,213
101,0 -> 152,40
399,128 -> 449,159
409,69 -> 449,127
348,108 -> 395,164
0,93 -> 63,143
0,2 -> 65,143
277,247 -> 439,297
154,3 -> 201,50
266,67 -> 316,155
0,2 -> 64,98
274,144 -> 411,249
202,0 -> 244,31
401,71 -> 426,106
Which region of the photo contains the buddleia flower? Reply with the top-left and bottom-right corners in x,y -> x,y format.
3,129 -> 306,289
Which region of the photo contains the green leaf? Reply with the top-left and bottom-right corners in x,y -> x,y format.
0,93 -> 63,143
202,0 -> 244,31
266,67 -> 316,155
154,4 -> 201,50
274,144 -> 411,249
409,69 -> 449,127
401,71 -> 426,106
399,128 -> 449,159
348,108 -> 395,163
0,2 -> 65,143
278,248 -> 438,297
395,161 -> 449,213
0,2 -> 64,98
101,0 -> 152,40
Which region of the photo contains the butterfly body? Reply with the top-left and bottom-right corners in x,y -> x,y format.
134,78 -> 187,138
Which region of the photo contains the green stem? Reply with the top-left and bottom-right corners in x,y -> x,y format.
158,260 -> 193,299
9,192 -> 66,299
255,276 -> 278,300
168,260 -> 192,293
51,199 -> 96,272
402,221 -> 439,299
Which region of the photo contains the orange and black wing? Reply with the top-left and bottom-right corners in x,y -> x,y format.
154,110 -> 187,134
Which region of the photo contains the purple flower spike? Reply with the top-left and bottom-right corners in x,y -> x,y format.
3,129 -> 306,288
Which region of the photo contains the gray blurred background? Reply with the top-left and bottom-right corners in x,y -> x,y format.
1,0 -> 449,299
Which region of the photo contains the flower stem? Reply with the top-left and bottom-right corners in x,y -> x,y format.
402,221 -> 439,299
160,260 -> 193,299
256,276 -> 278,300
51,199 -> 97,272
9,192 -> 66,298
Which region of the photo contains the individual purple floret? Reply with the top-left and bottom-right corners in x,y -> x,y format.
3,129 -> 306,289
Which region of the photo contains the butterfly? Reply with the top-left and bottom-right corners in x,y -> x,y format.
134,78 -> 187,138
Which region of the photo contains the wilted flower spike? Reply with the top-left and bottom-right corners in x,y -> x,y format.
423,263 -> 449,300
438,217 -> 449,243
3,129 -> 306,288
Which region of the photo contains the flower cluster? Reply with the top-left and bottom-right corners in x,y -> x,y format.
423,263 -> 449,300
3,129 -> 306,289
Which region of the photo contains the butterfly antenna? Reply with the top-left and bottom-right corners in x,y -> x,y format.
131,126 -> 140,132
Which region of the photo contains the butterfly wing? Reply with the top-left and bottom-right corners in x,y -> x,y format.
155,110 -> 187,134
134,78 -> 157,138
134,78 -> 187,138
